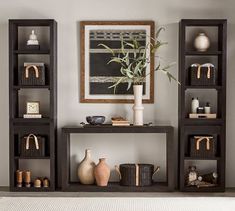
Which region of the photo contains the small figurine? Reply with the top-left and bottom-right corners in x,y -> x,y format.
43,178 -> 50,188
26,30 -> 40,50
34,178 -> 41,188
186,166 -> 198,186
23,171 -> 31,188
16,170 -> 23,187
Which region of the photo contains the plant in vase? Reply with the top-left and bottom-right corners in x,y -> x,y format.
99,27 -> 180,126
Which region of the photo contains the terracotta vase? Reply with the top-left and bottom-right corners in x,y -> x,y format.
94,158 -> 110,186
77,149 -> 96,185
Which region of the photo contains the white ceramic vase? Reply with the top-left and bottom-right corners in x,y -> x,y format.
77,149 -> 95,185
194,33 -> 210,52
133,85 -> 144,126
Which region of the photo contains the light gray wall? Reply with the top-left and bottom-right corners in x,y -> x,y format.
0,0 -> 235,187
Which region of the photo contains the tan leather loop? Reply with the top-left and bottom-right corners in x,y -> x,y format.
25,65 -> 39,78
135,164 -> 139,186
197,65 -> 201,79
26,134 -> 39,150
194,136 -> 213,151
207,66 -> 211,79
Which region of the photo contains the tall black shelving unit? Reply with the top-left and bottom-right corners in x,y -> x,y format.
178,19 -> 227,192
9,19 -> 57,191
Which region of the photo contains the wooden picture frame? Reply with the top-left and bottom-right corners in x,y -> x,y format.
80,21 -> 155,103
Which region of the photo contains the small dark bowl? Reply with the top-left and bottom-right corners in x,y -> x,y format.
86,116 -> 105,125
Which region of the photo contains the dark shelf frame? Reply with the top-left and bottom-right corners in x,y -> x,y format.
61,125 -> 175,192
9,19 -> 57,191
178,19 -> 227,192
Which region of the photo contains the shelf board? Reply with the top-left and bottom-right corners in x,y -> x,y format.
11,186 -> 52,192
185,85 -> 222,90
64,182 -> 170,192
183,118 -> 223,125
185,51 -> 222,56
13,85 -> 50,90
184,156 -> 220,161
12,118 -> 51,124
14,156 -> 50,160
182,186 -> 224,192
13,49 -> 50,54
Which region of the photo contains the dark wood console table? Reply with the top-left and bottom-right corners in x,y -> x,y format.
61,125 -> 175,192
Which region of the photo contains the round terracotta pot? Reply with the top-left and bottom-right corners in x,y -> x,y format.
94,158 -> 110,186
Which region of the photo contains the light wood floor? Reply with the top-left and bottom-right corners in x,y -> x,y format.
0,187 -> 235,197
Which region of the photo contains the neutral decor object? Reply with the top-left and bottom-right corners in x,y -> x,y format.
19,63 -> 45,86
9,19 -> 57,192
190,63 -> 216,86
26,30 -> 40,50
34,178 -> 41,188
179,19 -> 227,192
86,116 -> 105,125
194,32 -> 210,52
191,97 -> 199,114
61,126 -> 175,192
94,158 -> 110,186
115,164 -> 160,187
23,171 -> 31,188
204,102 -> 211,114
186,166 -> 198,186
111,117 -> 130,126
80,21 -> 155,103
77,149 -> 96,185
190,136 -> 217,158
20,134 -> 46,157
16,170 -> 23,187
133,85 -> 144,125
43,178 -> 50,188
24,101 -> 42,118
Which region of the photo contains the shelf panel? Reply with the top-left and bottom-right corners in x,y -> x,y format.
11,187 -> 52,192
185,51 -> 222,56
184,156 -> 220,161
14,156 -> 50,160
12,118 -> 51,124
183,118 -> 223,125
64,182 -> 170,192
13,85 -> 50,90
13,50 -> 50,54
182,186 -> 224,192
184,85 -> 222,90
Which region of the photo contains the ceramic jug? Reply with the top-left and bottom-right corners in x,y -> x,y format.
94,158 -> 110,186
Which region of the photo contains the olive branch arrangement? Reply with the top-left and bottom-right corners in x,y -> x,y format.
98,27 -> 180,93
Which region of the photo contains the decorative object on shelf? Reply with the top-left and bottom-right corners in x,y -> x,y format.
196,107 -> 204,114
94,158 -> 110,186
19,62 -> 45,86
26,30 -> 40,50
199,172 -> 218,185
77,149 -> 96,185
42,178 -> 50,188
86,116 -> 105,125
24,101 -> 42,118
191,97 -> 199,114
80,21 -> 179,104
185,166 -> 198,186
115,164 -> 160,187
16,170 -> 23,187
190,136 -> 217,158
194,32 -> 210,52
189,113 -> 217,119
190,63 -> 216,86
20,134 -> 46,157
34,178 -> 42,188
111,117 -> 130,126
23,171 -> 31,188
204,102 -> 211,114
133,85 -> 144,125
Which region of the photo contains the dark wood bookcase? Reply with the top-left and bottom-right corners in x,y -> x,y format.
178,19 -> 227,192
9,19 -> 57,191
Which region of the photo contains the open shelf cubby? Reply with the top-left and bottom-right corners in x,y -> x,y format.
9,19 -> 57,191
178,19 -> 226,192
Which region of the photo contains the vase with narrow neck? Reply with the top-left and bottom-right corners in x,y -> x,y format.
77,149 -> 95,185
133,85 -> 144,126
94,158 -> 110,186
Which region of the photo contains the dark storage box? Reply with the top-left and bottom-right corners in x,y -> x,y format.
190,136 -> 217,158
19,64 -> 45,86
20,134 -> 46,157
190,65 -> 216,86
119,164 -> 157,186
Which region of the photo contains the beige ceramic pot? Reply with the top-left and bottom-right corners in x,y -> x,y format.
77,149 -> 96,185
94,158 -> 110,186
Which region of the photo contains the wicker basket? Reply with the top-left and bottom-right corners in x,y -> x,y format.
190,136 -> 217,158
20,134 -> 46,157
190,64 -> 216,86
19,64 -> 45,86
116,164 -> 160,187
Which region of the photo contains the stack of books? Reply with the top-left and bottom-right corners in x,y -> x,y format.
111,117 -> 130,126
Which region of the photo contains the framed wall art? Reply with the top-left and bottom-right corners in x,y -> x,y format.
80,21 -> 155,103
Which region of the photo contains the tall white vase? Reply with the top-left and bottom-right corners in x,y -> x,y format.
133,85 -> 144,126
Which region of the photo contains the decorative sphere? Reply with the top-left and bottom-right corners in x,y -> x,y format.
194,33 -> 210,52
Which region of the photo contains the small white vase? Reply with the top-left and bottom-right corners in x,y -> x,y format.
77,149 -> 95,185
133,85 -> 144,126
194,33 -> 210,52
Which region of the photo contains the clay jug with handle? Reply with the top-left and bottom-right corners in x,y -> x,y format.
77,149 -> 95,185
94,158 -> 110,186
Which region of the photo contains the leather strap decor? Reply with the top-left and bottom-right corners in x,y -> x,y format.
25,65 -> 39,78
135,164 -> 139,186
196,64 -> 211,79
26,134 -> 39,150
194,136 -> 213,151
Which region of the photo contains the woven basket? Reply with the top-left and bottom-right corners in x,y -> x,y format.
190,136 -> 217,158
19,64 -> 45,86
20,134 -> 46,157
190,64 -> 216,86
